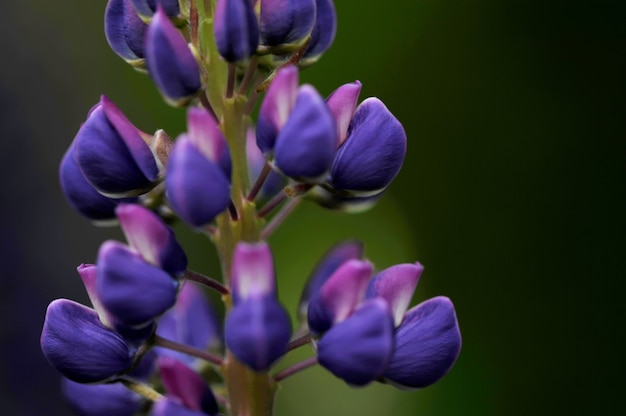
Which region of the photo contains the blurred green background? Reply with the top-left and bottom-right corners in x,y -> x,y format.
1,0 -> 624,415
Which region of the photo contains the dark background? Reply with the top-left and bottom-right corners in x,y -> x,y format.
1,1 -> 624,415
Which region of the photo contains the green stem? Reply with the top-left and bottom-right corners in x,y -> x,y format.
222,352 -> 277,416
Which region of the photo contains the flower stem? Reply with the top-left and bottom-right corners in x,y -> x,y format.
153,335 -> 223,366
287,332 -> 312,352
120,378 -> 163,401
273,357 -> 318,382
184,270 -> 230,295
261,197 -> 301,239
247,162 -> 272,202
258,191 -> 287,218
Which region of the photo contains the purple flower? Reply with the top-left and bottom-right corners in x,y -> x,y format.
40,299 -> 134,383
274,85 -> 337,182
225,242 -> 291,371
59,142 -> 135,223
96,241 -> 179,328
383,297 -> 462,389
157,356 -> 219,415
214,0 -> 259,62
256,66 -> 299,155
130,0 -> 180,18
259,0 -> 316,50
329,97 -> 407,196
105,0 -> 147,67
151,400 -> 208,416
73,96 -> 159,197
117,203 -> 188,277
301,0 -> 337,66
298,240 -> 364,321
145,6 -> 202,106
63,378 -> 142,416
317,298 -> 394,386
156,283 -> 221,365
307,259 -> 372,334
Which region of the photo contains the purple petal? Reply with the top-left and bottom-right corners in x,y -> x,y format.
307,259 -> 372,334
274,84 -> 337,181
326,80 -> 362,146
231,241 -> 276,303
116,203 -> 187,276
214,0 -> 259,62
105,0 -> 147,64
317,298 -> 394,386
146,7 -> 201,106
225,297 -> 292,371
41,299 -> 133,383
74,96 -> 159,197
96,241 -> 179,327
366,262 -> 424,326
158,356 -> 218,414
77,263 -> 115,328
165,137 -> 231,227
301,0 -> 337,65
186,107 -> 231,177
383,296 -> 462,389
59,142 -> 132,222
259,0 -> 316,47
330,98 -> 407,195
156,283 -> 221,364
298,240 -> 364,320
256,66 -> 299,154
63,378 -> 142,416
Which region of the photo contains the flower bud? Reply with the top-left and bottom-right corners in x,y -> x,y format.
73,96 -> 159,198
165,137 -> 231,227
301,0 -> 337,66
96,241 -> 179,328
326,80 -> 362,146
230,241 -> 276,304
225,296 -> 292,371
298,240 -> 364,321
116,203 -> 187,277
259,0 -> 316,52
274,85 -> 337,182
307,259 -> 372,334
105,0 -> 148,68
256,66 -> 299,155
383,297 -> 462,389
41,299 -> 133,383
329,98 -> 407,196
158,356 -> 219,415
186,107 -> 232,178
130,0 -> 180,19
214,0 -> 259,62
366,262 -> 423,326
59,143 -> 134,223
146,7 -> 202,106
63,378 -> 142,416
317,298 -> 394,386
77,264 -> 115,328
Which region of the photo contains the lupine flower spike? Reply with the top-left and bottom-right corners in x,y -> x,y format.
45,2 -> 462,415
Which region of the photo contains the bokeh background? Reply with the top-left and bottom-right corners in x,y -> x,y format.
1,0 -> 624,415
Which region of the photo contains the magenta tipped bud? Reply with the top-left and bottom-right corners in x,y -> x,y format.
256,66 -> 299,155
116,204 -> 187,276
383,297 -> 462,389
105,0 -> 148,68
231,241 -> 276,304
96,241 -> 179,328
186,107 -> 232,177
214,0 -> 259,62
366,262 -> 424,326
259,0 -> 316,51
274,84 -> 337,182
307,259 -> 373,334
165,137 -> 231,227
158,356 -> 219,415
146,7 -> 202,106
41,299 -> 133,383
326,80 -> 362,146
73,96 -> 159,198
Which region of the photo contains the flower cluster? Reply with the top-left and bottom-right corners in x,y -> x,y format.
43,1 -> 461,415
